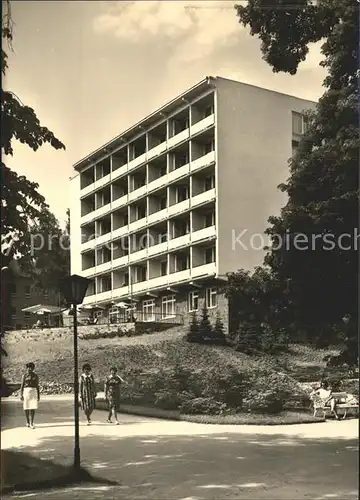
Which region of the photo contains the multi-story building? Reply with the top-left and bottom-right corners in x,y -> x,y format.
70,76 -> 315,329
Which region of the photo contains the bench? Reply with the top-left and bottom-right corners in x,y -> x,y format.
310,391 -> 359,419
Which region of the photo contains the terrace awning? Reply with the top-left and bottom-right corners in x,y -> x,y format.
21,304 -> 63,315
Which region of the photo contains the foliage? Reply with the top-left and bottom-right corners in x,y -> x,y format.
212,313 -> 227,345
198,304 -> 212,340
186,312 -> 201,343
1,2 -> 65,264
235,0 -> 358,363
179,397 -> 227,415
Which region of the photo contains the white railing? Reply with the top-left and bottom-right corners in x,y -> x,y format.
148,208 -> 167,225
167,163 -> 190,184
167,128 -> 189,148
190,151 -> 215,172
112,255 -> 129,269
96,261 -> 112,274
147,175 -> 168,194
168,269 -> 191,284
191,225 -> 216,243
94,173 -> 111,190
190,114 -> 215,136
81,266 -> 96,278
81,237 -> 97,252
129,248 -> 147,264
129,217 -> 147,233
112,194 -> 128,211
112,286 -> 130,300
191,188 -> 215,208
111,164 -> 128,182
96,290 -> 112,302
96,232 -> 112,246
147,141 -> 167,160
128,185 -> 147,203
191,262 -> 216,278
112,226 -> 129,240
168,233 -> 190,251
81,183 -> 95,197
148,241 -> 168,257
81,211 -> 96,225
128,153 -> 146,172
168,199 -> 190,217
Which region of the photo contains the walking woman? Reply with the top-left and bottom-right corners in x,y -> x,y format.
20,362 -> 40,429
104,367 -> 125,424
80,364 -> 97,425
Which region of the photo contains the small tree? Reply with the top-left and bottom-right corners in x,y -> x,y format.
198,304 -> 212,341
186,313 -> 201,343
212,312 -> 227,345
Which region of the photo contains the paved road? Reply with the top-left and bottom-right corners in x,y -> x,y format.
1,397 -> 358,499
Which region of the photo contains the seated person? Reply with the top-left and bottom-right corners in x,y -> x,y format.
311,380 -> 340,420
33,319 -> 43,329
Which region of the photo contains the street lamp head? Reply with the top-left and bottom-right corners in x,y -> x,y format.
60,274 -> 90,305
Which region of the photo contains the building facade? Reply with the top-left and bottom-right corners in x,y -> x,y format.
70,76 -> 314,330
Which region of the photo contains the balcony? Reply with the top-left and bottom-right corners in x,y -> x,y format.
81,183 -> 96,198
112,194 -> 128,211
112,226 -> 128,240
168,163 -> 190,184
191,114 -> 215,136
148,240 -> 168,257
82,266 -> 96,278
94,173 -> 111,191
168,268 -> 191,284
191,151 -> 215,172
192,225 -> 216,243
96,261 -> 112,275
81,211 -> 96,225
128,185 -> 147,203
129,248 -> 147,264
148,208 -> 167,226
112,255 -> 129,269
168,233 -> 190,251
147,175 -> 168,194
96,290 -> 112,302
112,285 -> 130,300
192,262 -> 216,278
111,164 -> 127,182
95,203 -> 111,218
168,199 -> 190,217
147,141 -> 167,161
192,188 -> 216,208
81,237 -> 97,252
167,128 -> 189,149
128,153 -> 146,172
96,232 -> 112,246
129,217 -> 147,233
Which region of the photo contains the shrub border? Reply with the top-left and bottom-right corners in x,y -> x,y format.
95,398 -> 325,425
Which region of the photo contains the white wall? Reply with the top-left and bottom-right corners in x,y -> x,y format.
215,77 -> 315,275
70,174 -> 82,275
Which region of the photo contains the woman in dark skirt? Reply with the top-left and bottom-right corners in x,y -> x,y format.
104,367 -> 125,424
20,362 -> 40,429
80,364 -> 97,425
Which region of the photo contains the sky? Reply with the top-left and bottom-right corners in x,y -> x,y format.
4,0 -> 326,227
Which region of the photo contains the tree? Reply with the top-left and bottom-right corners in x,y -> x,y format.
198,304 -> 213,341
235,0 -> 358,362
1,1 -> 65,267
186,312 -> 201,343
213,312 -> 227,345
26,208 -> 70,294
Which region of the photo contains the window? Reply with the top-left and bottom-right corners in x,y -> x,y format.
159,196 -> 167,210
143,299 -> 155,322
188,291 -> 199,312
134,266 -> 147,283
24,312 -> 31,321
25,285 -> 31,299
109,307 -> 119,324
124,273 -> 129,286
204,140 -> 214,155
206,287 -> 217,309
11,284 -> 17,298
136,205 -> 146,220
205,247 -> 215,264
204,211 -> 215,228
44,290 -> 49,300
292,111 -> 307,136
159,165 -> 167,177
203,104 -> 214,118
176,254 -> 189,271
176,186 -> 189,203
11,307 -> 16,321
160,260 -> 167,276
161,295 -> 176,318
204,175 -> 215,191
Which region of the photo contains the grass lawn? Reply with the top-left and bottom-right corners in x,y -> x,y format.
3,327 -> 340,384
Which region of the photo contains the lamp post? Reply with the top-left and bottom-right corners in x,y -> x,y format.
59,274 -> 90,472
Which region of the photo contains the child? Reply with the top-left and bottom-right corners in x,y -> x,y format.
104,367 -> 124,424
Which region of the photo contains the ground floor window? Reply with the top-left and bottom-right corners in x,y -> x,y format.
109,307 -> 119,324
161,295 -> 176,318
188,291 -> 199,312
205,287 -> 217,309
142,299 -> 155,322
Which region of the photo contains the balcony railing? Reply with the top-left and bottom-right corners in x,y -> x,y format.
192,188 -> 215,208
167,128 -> 189,148
191,151 -> 215,172
190,113 -> 215,136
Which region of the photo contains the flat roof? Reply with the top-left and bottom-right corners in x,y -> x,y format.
73,76 -> 216,172
73,75 -> 316,173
